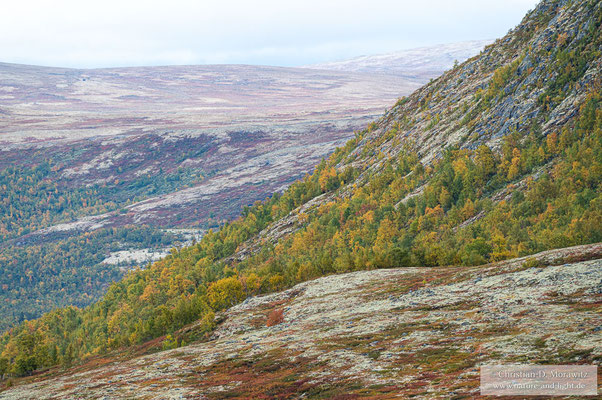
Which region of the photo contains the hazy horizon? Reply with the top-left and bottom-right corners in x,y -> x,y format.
0,39 -> 492,70
2,0 -> 539,69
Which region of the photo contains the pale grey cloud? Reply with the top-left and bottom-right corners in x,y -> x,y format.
0,0 -> 540,68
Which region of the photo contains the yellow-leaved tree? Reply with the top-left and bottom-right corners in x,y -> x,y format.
206,277 -> 245,310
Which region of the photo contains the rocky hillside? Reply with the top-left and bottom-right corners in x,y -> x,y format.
343,0 -> 600,167
0,54 -> 456,330
1,0 -> 601,393
223,0 -> 602,264
1,244 -> 600,399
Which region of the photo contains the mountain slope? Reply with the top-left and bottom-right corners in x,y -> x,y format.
0,42 -> 486,331
0,64 -> 424,331
2,244 -> 601,399
1,0 -> 601,389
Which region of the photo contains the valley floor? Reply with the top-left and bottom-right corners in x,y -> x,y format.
2,243 -> 601,399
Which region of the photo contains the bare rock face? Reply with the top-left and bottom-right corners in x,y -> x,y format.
2,244 -> 600,399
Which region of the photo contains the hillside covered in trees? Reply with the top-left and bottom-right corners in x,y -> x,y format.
0,58 -> 433,331
1,0 -> 601,383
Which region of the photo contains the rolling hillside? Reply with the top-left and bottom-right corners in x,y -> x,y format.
0,44 -> 486,331
1,0 -> 601,396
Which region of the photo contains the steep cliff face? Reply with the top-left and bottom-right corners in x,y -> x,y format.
2,244 -> 600,399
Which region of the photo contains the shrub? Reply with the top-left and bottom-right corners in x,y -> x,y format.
522,257 -> 545,268
266,308 -> 285,327
161,334 -> 179,351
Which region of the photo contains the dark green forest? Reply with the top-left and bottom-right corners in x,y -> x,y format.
0,225 -> 177,332
0,151 -> 205,330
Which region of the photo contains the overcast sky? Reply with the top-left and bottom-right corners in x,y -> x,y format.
2,0 -> 539,69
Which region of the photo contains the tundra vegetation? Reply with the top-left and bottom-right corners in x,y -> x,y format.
0,0 -> 601,382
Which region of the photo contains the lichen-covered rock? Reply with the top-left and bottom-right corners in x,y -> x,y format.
2,244 -> 600,399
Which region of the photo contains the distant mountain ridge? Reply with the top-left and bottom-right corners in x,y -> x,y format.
305,40 -> 494,80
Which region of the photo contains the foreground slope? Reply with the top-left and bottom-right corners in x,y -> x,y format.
1,245 -> 600,399
0,0 -> 601,386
